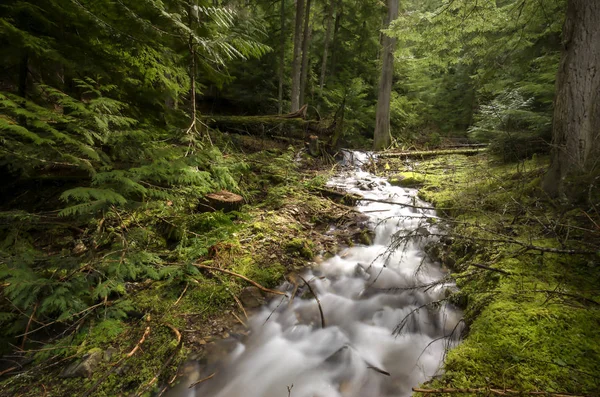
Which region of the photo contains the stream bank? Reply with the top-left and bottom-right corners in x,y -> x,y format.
164,150 -> 463,397
377,153 -> 600,396
0,147 -> 371,397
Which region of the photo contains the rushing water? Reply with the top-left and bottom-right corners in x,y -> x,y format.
168,151 -> 462,397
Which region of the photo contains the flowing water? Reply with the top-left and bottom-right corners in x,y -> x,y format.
168,151 -> 462,397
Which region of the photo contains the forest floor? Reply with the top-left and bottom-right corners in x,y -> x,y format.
2,146 -> 599,397
0,139 -> 371,397
378,153 -> 600,396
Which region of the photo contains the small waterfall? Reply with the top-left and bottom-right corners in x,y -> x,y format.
169,150 -> 462,397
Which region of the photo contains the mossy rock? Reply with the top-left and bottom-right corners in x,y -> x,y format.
285,238 -> 315,259
388,172 -> 425,187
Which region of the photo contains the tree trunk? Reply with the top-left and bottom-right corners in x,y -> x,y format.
319,0 -> 335,92
542,0 -> 600,198
290,0 -> 305,112
329,2 -> 342,83
188,2 -> 197,134
373,0 -> 399,150
278,0 -> 286,115
299,0 -> 312,107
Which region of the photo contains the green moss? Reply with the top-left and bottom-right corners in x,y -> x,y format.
285,238 -> 315,259
397,154 -> 600,395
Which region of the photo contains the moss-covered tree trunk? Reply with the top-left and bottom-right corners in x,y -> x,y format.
373,0 -> 399,150
543,0 -> 600,198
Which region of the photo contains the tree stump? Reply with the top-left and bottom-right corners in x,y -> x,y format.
199,190 -> 244,212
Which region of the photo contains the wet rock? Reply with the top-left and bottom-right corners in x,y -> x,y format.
60,349 -> 103,378
354,264 -> 370,280
239,286 -> 265,308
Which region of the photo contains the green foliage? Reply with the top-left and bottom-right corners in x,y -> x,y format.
389,0 -> 564,146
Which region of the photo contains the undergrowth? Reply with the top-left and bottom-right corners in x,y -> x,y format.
0,143 -> 341,396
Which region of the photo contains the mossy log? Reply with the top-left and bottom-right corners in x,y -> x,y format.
378,147 -> 486,159
201,114 -> 333,141
198,190 -> 244,212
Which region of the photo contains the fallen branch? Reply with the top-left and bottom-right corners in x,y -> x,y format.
393,299 -> 448,337
134,325 -> 183,397
174,283 -> 189,306
412,387 -> 588,397
194,263 -> 287,296
298,275 -> 326,328
189,372 -> 216,388
470,263 -> 512,275
83,326 -> 151,396
534,289 -> 600,307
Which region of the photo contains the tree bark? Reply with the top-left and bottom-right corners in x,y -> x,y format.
543,0 -> 600,198
290,0 -> 305,112
299,0 -> 312,107
187,2 -> 197,134
373,0 -> 399,150
328,1 -> 342,83
278,0 -> 286,115
319,0 -> 335,92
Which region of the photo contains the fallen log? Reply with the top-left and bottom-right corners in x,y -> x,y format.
378,148 -> 486,159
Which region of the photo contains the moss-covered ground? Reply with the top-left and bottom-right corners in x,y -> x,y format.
0,143 -> 368,397
379,153 -> 600,396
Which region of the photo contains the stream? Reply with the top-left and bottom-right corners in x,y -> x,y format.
168,151 -> 462,397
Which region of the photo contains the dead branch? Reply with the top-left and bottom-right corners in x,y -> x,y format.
367,365 -> 391,376
393,299 -> 448,337
16,301 -> 108,338
189,372 -> 216,388
194,263 -> 287,296
534,290 -> 600,307
470,263 -> 512,275
125,326 -> 151,358
298,275 -> 326,328
83,326 -> 151,397
134,325 -> 183,397
174,283 -> 189,306
412,387 -> 589,397
427,233 -> 598,255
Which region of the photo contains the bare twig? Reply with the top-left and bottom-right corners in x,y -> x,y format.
298,275 -> 326,328
134,325 -> 182,397
174,283 -> 189,306
83,326 -> 151,396
189,372 -> 216,388
470,263 -> 512,275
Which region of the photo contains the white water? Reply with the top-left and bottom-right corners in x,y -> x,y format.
169,151 -> 462,397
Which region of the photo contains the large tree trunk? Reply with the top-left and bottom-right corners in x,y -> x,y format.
299,0 -> 312,107
278,0 -> 286,115
290,0 -> 305,112
542,0 -> 600,198
319,0 -> 335,92
373,0 -> 399,150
